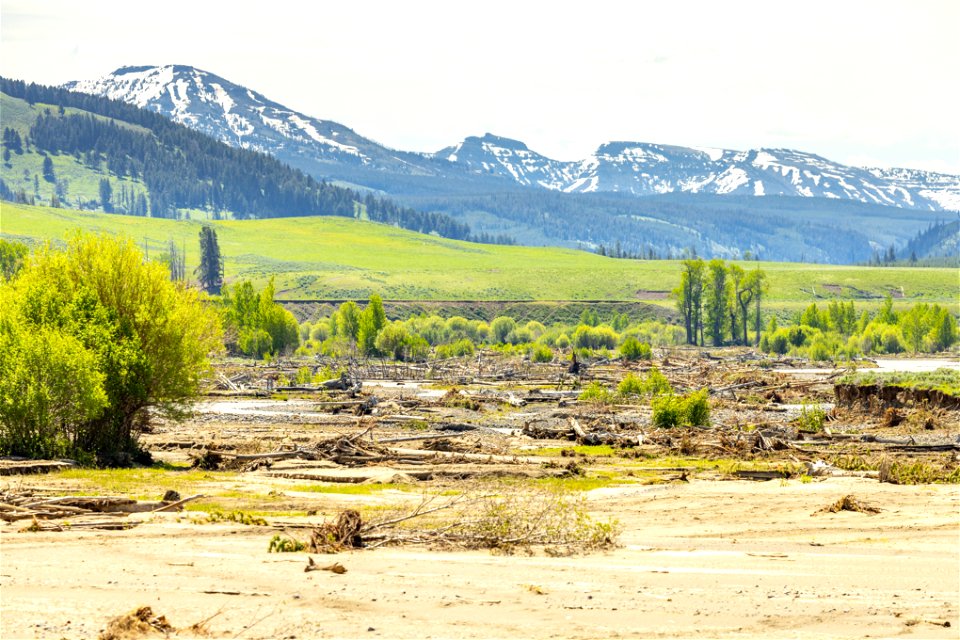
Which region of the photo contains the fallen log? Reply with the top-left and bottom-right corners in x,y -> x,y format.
384,447 -> 544,465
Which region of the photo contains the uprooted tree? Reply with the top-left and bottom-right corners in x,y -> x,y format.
0,233 -> 222,465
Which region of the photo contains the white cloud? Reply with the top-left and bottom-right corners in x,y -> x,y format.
2,0 -> 957,173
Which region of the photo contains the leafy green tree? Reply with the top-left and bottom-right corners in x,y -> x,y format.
222,278 -> 299,358
358,294 -> 387,356
876,294 -> 897,324
673,258 -> 705,345
0,320 -> 107,459
0,233 -> 222,464
747,268 -> 768,346
927,305 -> 958,352
898,304 -> 928,354
196,226 -> 224,295
258,280 -> 300,355
374,321 -> 417,360
800,303 -> 826,330
827,300 -> 857,336
704,259 -> 729,346
491,316 -> 517,344
0,239 -> 28,281
334,301 -> 361,342
726,265 -> 766,345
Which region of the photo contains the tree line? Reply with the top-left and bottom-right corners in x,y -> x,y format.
672,259 -> 768,347
1,78 -> 476,241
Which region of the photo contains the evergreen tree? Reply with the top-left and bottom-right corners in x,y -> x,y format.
42,155 -> 55,182
98,178 -> 113,213
196,226 -> 224,295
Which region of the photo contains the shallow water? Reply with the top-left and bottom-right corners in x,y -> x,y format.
873,358 -> 959,373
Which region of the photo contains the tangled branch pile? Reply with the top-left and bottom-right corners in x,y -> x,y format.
293,485 -> 621,553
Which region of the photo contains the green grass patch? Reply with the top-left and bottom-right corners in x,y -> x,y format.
3,203 -> 958,307
288,482 -> 417,494
521,444 -> 618,458
840,368 -> 960,395
55,465 -> 237,500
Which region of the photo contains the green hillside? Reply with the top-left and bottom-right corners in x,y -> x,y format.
0,83 -> 472,239
2,202 -> 957,310
1,92 -> 151,210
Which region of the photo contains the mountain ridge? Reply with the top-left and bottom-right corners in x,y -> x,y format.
64,64 -> 960,212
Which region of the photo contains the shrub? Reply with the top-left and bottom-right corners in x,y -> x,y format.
0,234 -> 222,465
374,322 -> 412,360
578,382 -> 615,405
572,325 -> 618,350
881,327 -> 904,354
294,366 -> 312,385
651,390 -> 710,428
310,322 -> 330,342
806,336 -> 833,362
531,344 -> 554,363
505,327 -> 533,345
644,366 -> 673,396
224,279 -> 299,357
619,337 -> 652,361
320,336 -> 353,358
617,373 -> 645,397
436,338 -> 476,359
651,394 -> 684,428
795,403 -> 826,432
490,316 -> 517,344
683,389 -> 710,426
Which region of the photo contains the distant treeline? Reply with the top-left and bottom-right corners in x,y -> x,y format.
0,78 -> 480,241
401,190 -> 886,263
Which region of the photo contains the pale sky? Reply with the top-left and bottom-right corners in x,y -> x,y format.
2,0 -> 958,173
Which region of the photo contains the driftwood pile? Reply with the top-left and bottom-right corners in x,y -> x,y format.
522,417 -> 641,446
0,489 -> 202,530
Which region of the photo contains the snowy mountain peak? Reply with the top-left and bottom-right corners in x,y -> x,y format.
63,65 -> 388,169
62,65 -> 960,212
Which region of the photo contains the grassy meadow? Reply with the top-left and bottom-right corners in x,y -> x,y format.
2,202 -> 957,311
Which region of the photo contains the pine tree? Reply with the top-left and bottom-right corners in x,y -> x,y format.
99,178 -> 113,213
42,156 -> 55,182
196,226 -> 224,295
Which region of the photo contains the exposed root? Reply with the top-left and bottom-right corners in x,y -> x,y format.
99,606 -> 173,640
819,494 -> 881,514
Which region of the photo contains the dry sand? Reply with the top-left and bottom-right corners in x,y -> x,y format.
2,476 -> 957,639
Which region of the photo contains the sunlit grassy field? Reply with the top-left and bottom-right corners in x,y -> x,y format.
2,202 -> 956,310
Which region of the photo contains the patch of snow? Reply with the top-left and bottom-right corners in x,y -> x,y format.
225,113 -> 254,138
691,146 -> 724,162
287,115 -> 363,157
167,79 -> 192,122
919,189 -> 960,211
208,83 -> 235,114
802,170 -> 821,186
753,180 -> 765,196
714,167 -> 750,194
753,151 -> 778,167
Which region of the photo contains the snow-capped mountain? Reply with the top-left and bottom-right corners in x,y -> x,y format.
65,65 -> 960,212
63,65 -> 433,176
434,134 -> 577,190
434,140 -> 960,211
